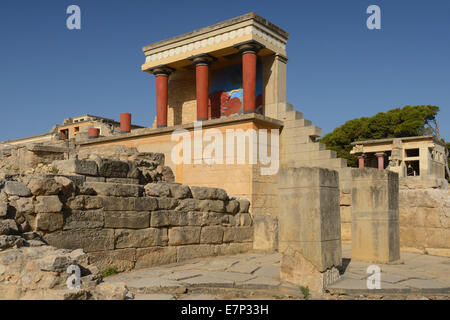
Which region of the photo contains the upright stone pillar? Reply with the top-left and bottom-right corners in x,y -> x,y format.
351,168 -> 400,263
358,154 -> 366,168
278,167 -> 342,293
235,41 -> 264,114
148,65 -> 174,128
189,54 -> 215,121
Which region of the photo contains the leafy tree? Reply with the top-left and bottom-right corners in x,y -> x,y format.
319,105 -> 441,167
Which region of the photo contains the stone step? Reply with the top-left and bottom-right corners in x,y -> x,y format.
283,118 -> 312,129
287,157 -> 348,169
282,125 -> 322,139
284,150 -> 338,162
282,142 -> 327,153
279,110 -> 303,121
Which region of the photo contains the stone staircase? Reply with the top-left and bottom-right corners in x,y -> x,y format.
278,104 -> 348,169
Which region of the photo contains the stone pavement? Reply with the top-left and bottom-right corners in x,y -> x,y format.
104,244 -> 450,300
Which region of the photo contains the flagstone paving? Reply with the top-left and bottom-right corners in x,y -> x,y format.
104,244 -> 450,300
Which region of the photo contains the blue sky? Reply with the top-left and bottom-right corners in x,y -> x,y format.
0,0 -> 449,141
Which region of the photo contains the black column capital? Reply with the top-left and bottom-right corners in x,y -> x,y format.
234,40 -> 265,55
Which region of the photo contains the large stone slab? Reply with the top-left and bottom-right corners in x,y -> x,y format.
84,182 -> 144,197
35,196 -> 63,213
64,210 -> 105,230
115,228 -> 164,248
105,211 -> 150,229
44,229 -> 115,252
3,181 -> 31,197
52,159 -> 98,176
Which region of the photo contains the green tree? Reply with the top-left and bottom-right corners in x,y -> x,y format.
319,105 -> 440,167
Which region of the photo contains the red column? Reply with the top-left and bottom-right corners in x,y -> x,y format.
155,74 -> 169,128
88,128 -> 100,138
120,113 -> 131,133
358,155 -> 365,168
376,152 -> 385,170
235,41 -> 264,114
195,64 -> 209,120
242,51 -> 257,114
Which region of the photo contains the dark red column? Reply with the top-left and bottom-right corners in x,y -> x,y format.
147,65 -> 174,128
190,54 -> 215,121
235,41 -> 264,114
358,155 -> 365,168
120,113 -> 131,133
155,74 -> 169,128
376,152 -> 385,170
88,128 -> 100,138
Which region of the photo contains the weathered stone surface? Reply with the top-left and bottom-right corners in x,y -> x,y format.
160,166 -> 175,182
100,197 -> 135,211
200,226 -> 224,244
252,214 -> 277,251
225,200 -> 240,214
53,176 -> 76,193
237,198 -> 250,213
168,227 -> 201,245
66,196 -> 85,210
104,211 -> 149,229
157,197 -> 178,210
168,183 -> 192,199
64,210 -> 104,230
13,197 -> 34,215
145,183 -> 171,197
106,178 -> 139,184
44,229 -> 115,252
0,219 -> 19,235
134,197 -> 158,211
0,203 -> 8,219
0,235 -> 24,250
27,177 -> 63,196
35,196 -> 63,213
198,200 -> 226,213
190,186 -> 228,200
176,244 -> 216,262
340,193 -> 352,206
223,227 -> 253,243
175,198 -> 198,211
135,247 -> 177,268
3,181 -> 31,197
97,159 -> 130,178
35,212 -> 64,232
115,228 -> 164,249
88,248 -> 136,272
52,159 -> 98,176
84,182 -> 143,197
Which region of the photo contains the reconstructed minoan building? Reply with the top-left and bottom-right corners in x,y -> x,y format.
350,136 -> 447,180
75,13 -> 350,251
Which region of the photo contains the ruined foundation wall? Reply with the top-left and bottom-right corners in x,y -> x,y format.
0,156 -> 254,274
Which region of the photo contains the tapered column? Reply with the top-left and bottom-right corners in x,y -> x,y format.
189,54 -> 215,121
358,154 -> 366,168
235,41 -> 264,114
147,65 -> 174,128
376,152 -> 386,170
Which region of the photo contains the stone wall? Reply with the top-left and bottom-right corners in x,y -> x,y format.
399,188 -> 450,257
0,156 -> 253,274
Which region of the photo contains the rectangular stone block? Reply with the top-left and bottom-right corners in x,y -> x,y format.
64,210 -> 104,230
100,197 -> 135,211
134,197 -> 158,211
168,226 -> 201,245
135,246 -> 177,268
35,212 -> 63,232
223,227 -> 254,243
252,214 -> 278,251
84,182 -> 143,197
115,228 -> 165,249
278,167 -> 342,272
88,248 -> 136,272
351,168 -> 400,263
200,226 -> 224,244
157,197 -> 178,210
44,229 -> 114,252
35,196 -> 63,213
52,159 -> 98,176
176,244 -> 216,262
104,211 -> 150,229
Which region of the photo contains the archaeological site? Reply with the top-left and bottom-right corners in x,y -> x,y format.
0,13 -> 449,301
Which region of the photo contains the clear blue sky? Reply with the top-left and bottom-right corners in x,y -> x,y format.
1,0 -> 449,141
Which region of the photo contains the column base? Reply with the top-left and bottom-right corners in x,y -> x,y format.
120,131 -> 131,134
157,125 -> 167,128
197,118 -> 208,121
243,110 -> 256,114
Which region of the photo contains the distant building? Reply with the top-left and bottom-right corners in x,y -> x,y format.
350,136 -> 447,180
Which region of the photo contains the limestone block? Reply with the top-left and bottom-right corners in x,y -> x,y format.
168,183 -> 192,199
198,200 -> 226,213
100,197 -> 135,211
135,247 -> 177,268
281,247 -> 340,293
35,212 -> 64,232
0,203 -> 9,219
106,178 -> 139,184
278,167 -> 342,272
340,193 -> 351,206
84,196 -> 104,210
66,196 -> 85,210
351,168 -> 400,263
176,244 -> 216,262
52,159 -> 98,176
27,178 -> 63,196
156,197 -> 178,210
0,219 -> 19,235
200,226 -> 224,244
168,226 -> 201,245
144,183 -> 171,197
223,227 -> 253,243
3,181 -> 31,197
175,198 -> 198,211
64,210 -> 104,230
340,206 -> 352,223
150,210 -> 188,227
97,159 -> 129,178
216,242 -> 253,256
84,182 -> 143,197
225,200 -> 240,214
115,228 -> 164,248
190,186 -> 228,200
88,248 -> 136,272
104,211 -> 149,229
134,197 -> 158,211
252,214 -> 277,251
35,196 -> 63,213
44,229 -> 115,252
